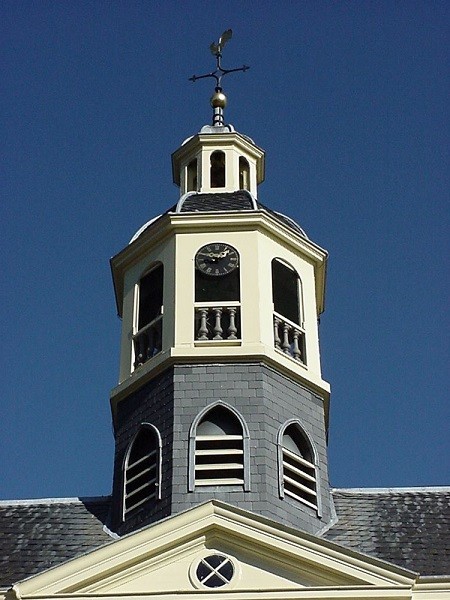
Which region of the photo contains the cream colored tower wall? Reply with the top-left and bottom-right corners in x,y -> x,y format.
172,224 -> 326,393
256,232 -> 323,377
199,144 -> 258,193
118,237 -> 175,383
173,229 -> 261,346
116,212 -> 328,395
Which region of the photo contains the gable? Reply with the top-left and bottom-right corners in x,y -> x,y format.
9,501 -> 418,599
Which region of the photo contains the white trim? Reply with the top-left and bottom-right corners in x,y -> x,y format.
0,496 -> 109,506
129,215 -> 161,244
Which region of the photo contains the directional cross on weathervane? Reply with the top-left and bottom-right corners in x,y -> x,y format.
189,30 -> 249,126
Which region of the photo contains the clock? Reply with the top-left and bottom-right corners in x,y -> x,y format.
195,243 -> 239,276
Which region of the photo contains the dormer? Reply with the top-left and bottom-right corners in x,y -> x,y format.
172,128 -> 265,197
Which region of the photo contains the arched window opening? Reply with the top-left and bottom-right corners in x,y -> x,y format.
272,259 -> 305,363
187,159 -> 198,192
279,423 -> 318,512
239,156 -> 250,190
272,259 -> 300,325
123,424 -> 161,519
210,151 -> 225,188
191,405 -> 247,489
133,264 -> 163,368
194,244 -> 240,341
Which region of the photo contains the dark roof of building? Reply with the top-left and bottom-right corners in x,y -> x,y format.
179,190 -> 255,212
177,191 -> 308,238
129,191 -> 308,244
0,497 -> 111,588
325,488 -> 450,576
1,488 -> 449,588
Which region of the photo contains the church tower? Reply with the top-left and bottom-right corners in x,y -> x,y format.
108,32 -> 332,537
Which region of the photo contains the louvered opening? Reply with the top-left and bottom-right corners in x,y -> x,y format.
194,406 -> 245,487
124,427 -> 159,517
195,434 -> 244,485
282,426 -> 317,510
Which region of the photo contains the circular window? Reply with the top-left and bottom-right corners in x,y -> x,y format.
195,554 -> 234,588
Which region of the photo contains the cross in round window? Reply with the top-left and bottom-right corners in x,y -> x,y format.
196,554 -> 234,588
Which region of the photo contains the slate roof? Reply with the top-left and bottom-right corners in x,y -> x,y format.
129,191 -> 308,244
177,191 -> 309,238
1,488 -> 449,588
0,497 -> 111,588
325,488 -> 450,576
178,190 -> 255,212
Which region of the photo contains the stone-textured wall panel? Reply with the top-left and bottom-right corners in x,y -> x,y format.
109,369 -> 175,535
109,362 -> 333,536
171,362 -> 334,534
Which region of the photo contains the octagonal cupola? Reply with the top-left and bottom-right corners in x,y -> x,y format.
172,33 -> 265,199
172,126 -> 265,197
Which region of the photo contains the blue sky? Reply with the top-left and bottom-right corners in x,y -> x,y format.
1,1 -> 448,500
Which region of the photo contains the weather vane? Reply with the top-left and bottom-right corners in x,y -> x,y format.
189,29 -> 249,126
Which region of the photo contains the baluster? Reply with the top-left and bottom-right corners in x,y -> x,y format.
146,328 -> 154,360
213,307 -> 223,340
227,307 -> 238,339
292,328 -> 301,360
197,308 -> 209,340
154,318 -> 162,353
274,316 -> 281,349
133,338 -> 139,368
281,321 -> 291,354
134,334 -> 145,367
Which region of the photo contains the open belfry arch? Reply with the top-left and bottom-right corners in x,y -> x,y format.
2,30 -> 449,600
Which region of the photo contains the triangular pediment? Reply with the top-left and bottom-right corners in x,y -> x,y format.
10,501 -> 416,599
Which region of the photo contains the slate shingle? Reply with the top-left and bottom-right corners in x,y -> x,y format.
0,497 -> 111,587
131,192 -> 309,245
177,191 -> 308,238
325,488 -> 450,576
1,488 -> 449,588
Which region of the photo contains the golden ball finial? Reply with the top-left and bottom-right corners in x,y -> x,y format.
210,90 -> 227,109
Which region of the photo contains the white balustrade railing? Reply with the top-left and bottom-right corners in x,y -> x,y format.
195,304 -> 240,341
133,314 -> 163,368
273,312 -> 305,363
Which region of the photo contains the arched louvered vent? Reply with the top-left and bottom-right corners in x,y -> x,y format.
123,424 -> 161,519
279,423 -> 319,512
190,405 -> 250,490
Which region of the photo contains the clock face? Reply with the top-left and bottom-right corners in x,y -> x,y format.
195,243 -> 239,277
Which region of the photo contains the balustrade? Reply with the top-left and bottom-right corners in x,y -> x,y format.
273,313 -> 305,363
195,305 -> 240,341
133,314 -> 163,368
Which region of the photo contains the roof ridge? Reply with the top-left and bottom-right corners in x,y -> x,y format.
332,486 -> 450,494
0,495 -> 111,506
